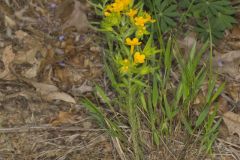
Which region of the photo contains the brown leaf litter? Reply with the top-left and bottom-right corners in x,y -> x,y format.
211,25 -> 240,159
56,0 -> 90,33
223,111 -> 240,137
0,0 -> 113,159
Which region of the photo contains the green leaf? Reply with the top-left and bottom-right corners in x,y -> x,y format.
82,98 -> 105,127
164,94 -> 172,119
196,105 -> 210,128
96,85 -> 111,107
152,76 -> 158,109
210,83 -> 225,104
140,93 -> 147,111
131,79 -> 147,87
181,115 -> 193,134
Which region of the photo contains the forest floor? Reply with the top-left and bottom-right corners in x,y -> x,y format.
0,0 -> 240,159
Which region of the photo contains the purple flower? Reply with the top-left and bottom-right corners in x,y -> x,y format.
218,60 -> 223,67
80,35 -> 85,41
50,3 -> 57,9
58,61 -> 66,67
58,35 -> 65,41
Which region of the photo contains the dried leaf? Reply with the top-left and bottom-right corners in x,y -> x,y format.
30,82 -> 59,95
71,82 -> 93,94
23,64 -> 38,78
14,49 -> 38,64
213,50 -> 240,79
15,7 -> 36,23
10,63 -> 75,103
223,111 -> 240,136
51,111 -> 74,126
0,45 -> 15,80
60,0 -> 89,32
229,26 -> 240,39
227,41 -> 240,50
214,50 -> 240,64
4,15 -> 16,28
225,83 -> 240,102
13,30 -> 47,79
83,121 -> 92,129
15,30 -> 28,40
177,32 -> 198,54
45,92 -> 76,103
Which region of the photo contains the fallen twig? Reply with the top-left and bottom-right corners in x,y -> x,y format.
0,125 -> 106,133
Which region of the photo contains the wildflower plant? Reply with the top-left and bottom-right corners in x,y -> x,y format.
84,0 -> 225,159
98,1 -> 159,158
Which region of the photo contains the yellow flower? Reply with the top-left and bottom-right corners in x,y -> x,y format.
125,37 -> 142,54
127,9 -> 138,18
136,26 -> 147,37
125,37 -> 141,46
105,4 -> 113,12
134,13 -> 155,27
122,59 -> 129,65
116,0 -> 132,6
120,59 -> 129,73
134,16 -> 148,27
104,11 -> 111,16
144,12 -> 156,23
111,2 -> 125,12
105,4 -> 112,10
104,0 -> 131,16
120,66 -> 129,73
134,52 -> 145,64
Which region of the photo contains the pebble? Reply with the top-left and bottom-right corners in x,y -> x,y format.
0,42 -> 4,48
55,48 -> 65,55
83,121 -> 92,129
90,46 -> 101,52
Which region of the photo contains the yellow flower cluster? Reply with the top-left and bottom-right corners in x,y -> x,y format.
104,0 -> 155,38
104,0 -> 132,16
134,12 -> 155,37
102,1 -> 155,74
120,37 -> 145,73
134,12 -> 155,26
126,9 -> 156,37
126,9 -> 138,18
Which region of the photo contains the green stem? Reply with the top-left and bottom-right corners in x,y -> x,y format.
128,75 -> 141,160
150,0 -> 164,50
207,18 -> 213,78
179,0 -> 195,24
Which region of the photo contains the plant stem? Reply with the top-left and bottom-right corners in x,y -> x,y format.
128,75 -> 141,160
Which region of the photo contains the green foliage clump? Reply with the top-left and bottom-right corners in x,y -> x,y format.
143,0 -> 236,41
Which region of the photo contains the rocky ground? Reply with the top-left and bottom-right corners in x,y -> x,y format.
0,0 -> 240,159
0,0 -> 117,159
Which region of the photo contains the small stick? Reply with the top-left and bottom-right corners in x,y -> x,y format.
217,138 -> 240,149
0,125 -> 106,133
